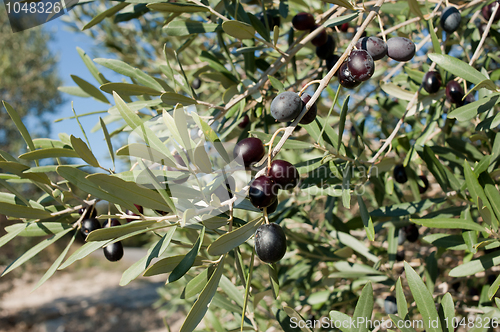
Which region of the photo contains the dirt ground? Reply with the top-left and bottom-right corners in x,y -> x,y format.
0,248 -> 187,332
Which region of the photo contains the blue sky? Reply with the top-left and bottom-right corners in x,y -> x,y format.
41,17 -> 121,170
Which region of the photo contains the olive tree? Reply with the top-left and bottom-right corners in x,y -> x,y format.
2,0 -> 500,331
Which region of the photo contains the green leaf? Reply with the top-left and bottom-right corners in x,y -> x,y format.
329,231 -> 379,263
337,95 -> 349,151
56,166 -> 133,210
5,222 -> 72,237
116,144 -> 175,167
441,293 -> 455,332
427,17 -> 441,54
93,58 -> 164,91
70,135 -> 100,167
395,277 -> 408,318
323,12 -> 358,27
19,148 -> 79,160
449,250 -> 500,277
207,218 -> 263,256
147,2 -> 209,12
370,198 -> 446,217
87,174 -> 172,213
83,2 -> 130,30
100,83 -> 162,96
120,226 -> 176,286
1,228 -> 73,276
448,93 -> 500,121
276,309 -> 303,332
0,224 -> 25,249
191,112 -> 230,163
76,47 -> 109,85
428,54 -> 489,85
352,282 -> 374,332
179,257 -> 225,332
329,311 -> 354,332
464,160 -> 498,229
99,117 -> 115,167
410,218 -> 486,232
86,220 -> 158,241
164,20 -> 219,36
219,274 -> 244,308
222,21 -> 255,40
161,92 -> 198,105
183,267 -> 212,299
488,274 -> 500,300
71,75 -> 110,104
2,101 -> 36,154
59,240 -> 111,270
357,196 -> 374,241
107,99 -> 163,116
268,75 -> 285,94
418,146 -> 451,191
33,230 -> 77,291
143,255 -> 205,276
58,86 -> 92,98
389,315 -> 417,332
168,227 -> 205,283
381,82 -> 415,101
0,202 -> 52,219
404,262 -> 441,332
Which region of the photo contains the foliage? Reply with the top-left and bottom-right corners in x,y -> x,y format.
0,6 -> 63,152
3,0 -> 500,331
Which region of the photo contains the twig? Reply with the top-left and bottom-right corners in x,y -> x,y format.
469,2 -> 499,66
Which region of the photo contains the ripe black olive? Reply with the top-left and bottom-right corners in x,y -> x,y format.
254,223 -> 287,263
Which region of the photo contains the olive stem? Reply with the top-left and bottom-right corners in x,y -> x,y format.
376,13 -> 386,42
266,127 -> 287,169
299,80 -> 321,95
263,208 -> 270,224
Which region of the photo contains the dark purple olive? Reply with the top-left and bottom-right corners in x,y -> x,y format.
418,175 -> 430,194
393,164 -> 407,184
238,114 -> 250,128
396,250 -> 405,262
483,3 -> 500,22
270,91 -> 303,122
441,6 -> 461,33
125,204 -> 143,223
249,176 -> 277,209
79,205 -> 97,219
384,296 -> 398,314
299,93 -> 317,125
325,54 -> 341,75
103,242 -> 124,262
103,219 -> 121,228
311,25 -> 328,47
292,12 -> 315,31
422,71 -> 442,94
338,62 -> 360,89
259,13 -> 280,29
386,37 -> 415,62
315,35 -> 336,59
446,81 -> 464,105
233,137 -> 266,169
254,223 -> 287,263
81,218 -> 101,237
347,49 -> 374,81
192,78 -> 201,89
404,224 -> 419,243
340,22 -> 349,32
355,36 -> 387,61
268,160 -> 299,189
261,198 -> 278,214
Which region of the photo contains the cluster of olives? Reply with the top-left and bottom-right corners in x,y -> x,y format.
422,71 -> 470,106
79,205 -> 124,262
393,164 -> 429,195
233,134 -> 300,263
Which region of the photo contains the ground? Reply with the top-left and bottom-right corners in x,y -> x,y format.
0,248 -> 186,332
